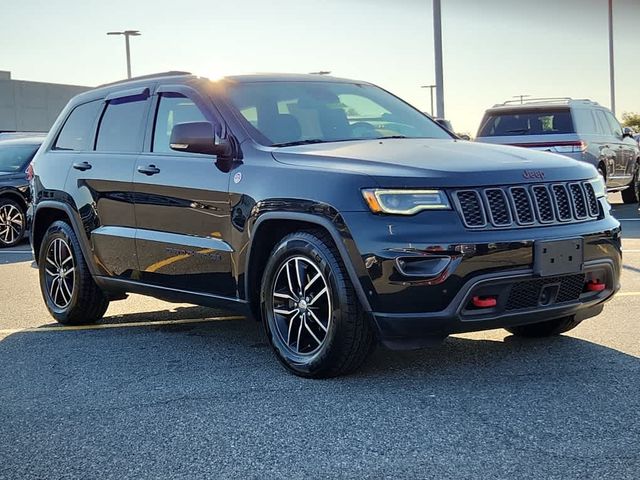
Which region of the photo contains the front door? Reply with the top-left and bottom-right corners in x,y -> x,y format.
133,87 -> 234,297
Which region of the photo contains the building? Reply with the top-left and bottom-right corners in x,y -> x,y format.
0,71 -> 90,133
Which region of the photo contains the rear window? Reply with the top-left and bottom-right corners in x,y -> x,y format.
478,109 -> 575,137
54,100 -> 102,151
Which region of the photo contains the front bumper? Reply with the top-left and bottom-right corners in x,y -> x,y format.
340,210 -> 622,349
373,259 -> 617,349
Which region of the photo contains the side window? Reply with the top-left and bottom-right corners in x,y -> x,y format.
604,111 -> 622,138
152,94 -> 208,153
95,97 -> 149,152
572,109 -> 598,134
54,100 -> 102,151
594,110 -> 613,136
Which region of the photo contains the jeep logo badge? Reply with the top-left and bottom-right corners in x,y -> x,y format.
523,169 -> 545,180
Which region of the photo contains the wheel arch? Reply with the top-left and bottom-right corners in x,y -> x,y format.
0,188 -> 28,212
244,212 -> 372,321
32,201 -> 95,273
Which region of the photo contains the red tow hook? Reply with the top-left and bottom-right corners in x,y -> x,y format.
472,296 -> 497,308
585,280 -> 606,292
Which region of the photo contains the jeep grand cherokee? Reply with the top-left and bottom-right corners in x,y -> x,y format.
30,72 -> 621,377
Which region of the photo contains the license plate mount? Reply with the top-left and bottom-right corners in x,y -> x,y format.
534,238 -> 584,277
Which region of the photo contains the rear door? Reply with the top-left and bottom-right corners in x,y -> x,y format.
61,89 -> 150,278
602,110 -> 636,180
133,85 -> 234,297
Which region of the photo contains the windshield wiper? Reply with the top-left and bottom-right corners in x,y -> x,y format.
271,139 -> 327,147
506,128 -> 529,134
375,135 -> 408,139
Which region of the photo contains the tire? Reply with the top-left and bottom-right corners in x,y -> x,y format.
38,220 -> 109,325
260,230 -> 375,378
505,315 -> 582,338
621,165 -> 639,204
0,198 -> 26,248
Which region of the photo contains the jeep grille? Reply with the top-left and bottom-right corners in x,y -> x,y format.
453,181 -> 599,229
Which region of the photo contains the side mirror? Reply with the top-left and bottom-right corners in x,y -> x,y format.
622,127 -> 634,139
170,121 -> 232,156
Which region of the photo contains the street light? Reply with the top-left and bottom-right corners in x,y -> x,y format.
608,0 -> 615,115
421,85 -> 436,116
433,0 -> 445,119
107,30 -> 141,79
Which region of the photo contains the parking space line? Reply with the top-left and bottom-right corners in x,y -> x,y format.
618,218 -> 640,221
0,315 -> 244,335
0,251 -> 32,254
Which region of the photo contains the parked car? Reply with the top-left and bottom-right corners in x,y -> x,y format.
475,98 -> 640,203
30,73 -> 621,377
0,137 -> 41,247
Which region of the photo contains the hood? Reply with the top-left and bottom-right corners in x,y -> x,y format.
272,138 -> 596,188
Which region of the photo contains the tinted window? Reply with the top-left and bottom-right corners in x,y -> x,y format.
0,143 -> 39,172
478,109 -> 574,137
594,110 -> 612,136
571,108 -> 599,134
54,100 -> 102,151
96,97 -> 149,152
227,81 -> 451,146
152,95 -> 208,153
603,111 -> 622,138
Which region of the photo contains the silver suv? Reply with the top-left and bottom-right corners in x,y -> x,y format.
476,98 -> 640,203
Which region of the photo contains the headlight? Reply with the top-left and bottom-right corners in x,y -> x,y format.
589,176 -> 606,198
362,189 -> 451,215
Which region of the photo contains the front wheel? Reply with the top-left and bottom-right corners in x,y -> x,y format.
621,166 -> 639,204
505,315 -> 582,338
260,230 -> 375,378
38,220 -> 109,325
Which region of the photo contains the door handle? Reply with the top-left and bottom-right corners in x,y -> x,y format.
72,161 -> 92,171
137,165 -> 161,176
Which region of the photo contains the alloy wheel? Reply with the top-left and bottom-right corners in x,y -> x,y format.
44,238 -> 76,309
271,256 -> 332,356
0,204 -> 23,246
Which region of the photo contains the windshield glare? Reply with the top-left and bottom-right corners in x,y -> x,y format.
226,81 -> 452,146
0,144 -> 39,173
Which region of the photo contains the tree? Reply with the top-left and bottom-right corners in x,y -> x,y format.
621,112 -> 640,132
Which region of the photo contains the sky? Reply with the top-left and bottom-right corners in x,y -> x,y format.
1,0 -> 638,134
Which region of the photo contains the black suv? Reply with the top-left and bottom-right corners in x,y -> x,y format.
30,72 -> 621,377
0,136 -> 42,247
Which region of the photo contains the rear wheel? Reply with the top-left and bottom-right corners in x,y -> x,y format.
260,230 -> 375,378
0,198 -> 26,248
621,165 -> 639,204
505,315 -> 581,338
38,220 -> 109,325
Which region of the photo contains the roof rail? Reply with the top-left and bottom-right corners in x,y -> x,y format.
492,97 -> 599,108
97,71 -> 192,88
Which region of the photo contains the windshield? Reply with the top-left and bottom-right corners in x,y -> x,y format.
0,143 -> 39,173
478,109 -> 575,137
226,81 -> 452,146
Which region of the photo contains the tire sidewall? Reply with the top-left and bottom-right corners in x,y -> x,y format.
38,221 -> 81,321
261,234 -> 350,377
0,198 -> 26,248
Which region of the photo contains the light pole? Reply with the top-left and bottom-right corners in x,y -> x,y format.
421,85 -> 436,116
433,0 -> 444,119
107,30 -> 141,79
608,0 -> 615,115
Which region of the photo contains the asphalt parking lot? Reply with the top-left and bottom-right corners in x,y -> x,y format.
1,195 -> 639,479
